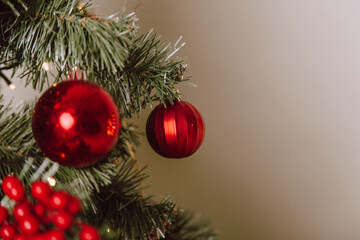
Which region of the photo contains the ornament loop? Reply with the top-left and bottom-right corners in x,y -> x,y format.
67,67 -> 86,81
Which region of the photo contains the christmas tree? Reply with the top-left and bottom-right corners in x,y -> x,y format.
0,0 -> 215,239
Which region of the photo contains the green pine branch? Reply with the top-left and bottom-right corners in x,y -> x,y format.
1,0 -> 187,117
0,1 -> 216,239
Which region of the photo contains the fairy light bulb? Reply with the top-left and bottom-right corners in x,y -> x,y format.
42,62 -> 50,71
47,176 -> 56,187
9,83 -> 16,90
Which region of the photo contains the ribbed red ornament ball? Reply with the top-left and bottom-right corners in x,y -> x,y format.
32,77 -> 121,168
146,100 -> 205,158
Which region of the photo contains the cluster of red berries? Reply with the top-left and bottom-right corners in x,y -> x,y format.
0,176 -> 99,240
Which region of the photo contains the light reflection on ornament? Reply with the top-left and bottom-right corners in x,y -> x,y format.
164,118 -> 177,138
106,114 -> 117,136
59,112 -> 75,130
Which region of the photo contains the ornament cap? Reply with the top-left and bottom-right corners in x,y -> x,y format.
67,67 -> 86,81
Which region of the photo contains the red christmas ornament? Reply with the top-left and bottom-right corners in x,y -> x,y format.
79,224 -> 100,240
32,78 -> 121,168
1,176 -> 26,201
146,100 -> 205,158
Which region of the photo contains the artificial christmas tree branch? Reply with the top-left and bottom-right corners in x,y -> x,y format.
0,0 -> 215,239
1,0 -> 186,117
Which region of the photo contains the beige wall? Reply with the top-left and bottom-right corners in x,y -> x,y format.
4,0 -> 360,239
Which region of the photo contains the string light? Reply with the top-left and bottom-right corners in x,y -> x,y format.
9,83 -> 16,90
47,176 -> 56,187
42,62 -> 50,71
107,228 -> 111,232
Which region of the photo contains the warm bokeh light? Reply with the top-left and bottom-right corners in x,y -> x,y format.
59,112 -> 75,130
42,62 -> 50,71
47,177 -> 56,187
9,83 -> 16,90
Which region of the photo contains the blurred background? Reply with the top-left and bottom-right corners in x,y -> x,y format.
4,0 -> 360,239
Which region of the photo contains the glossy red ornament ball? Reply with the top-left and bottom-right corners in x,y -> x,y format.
52,211 -> 73,230
32,79 -> 121,168
31,181 -> 51,201
1,176 -> 26,201
0,206 -> 8,223
146,100 -> 205,158
79,224 -> 100,240
49,191 -> 70,211
0,225 -> 15,239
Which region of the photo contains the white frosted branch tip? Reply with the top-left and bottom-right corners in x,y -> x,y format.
125,12 -> 135,18
174,36 -> 183,49
144,28 -> 154,42
31,158 -> 50,182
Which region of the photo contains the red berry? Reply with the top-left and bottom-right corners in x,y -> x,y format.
13,233 -> 29,240
52,211 -> 73,230
1,176 -> 25,201
33,203 -> 46,217
0,224 -> 16,239
30,234 -> 47,240
13,201 -> 32,220
67,196 -> 81,215
31,181 -> 51,201
79,224 -> 99,240
19,215 -> 40,234
49,192 -> 69,210
46,230 -> 65,240
0,205 -> 8,223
